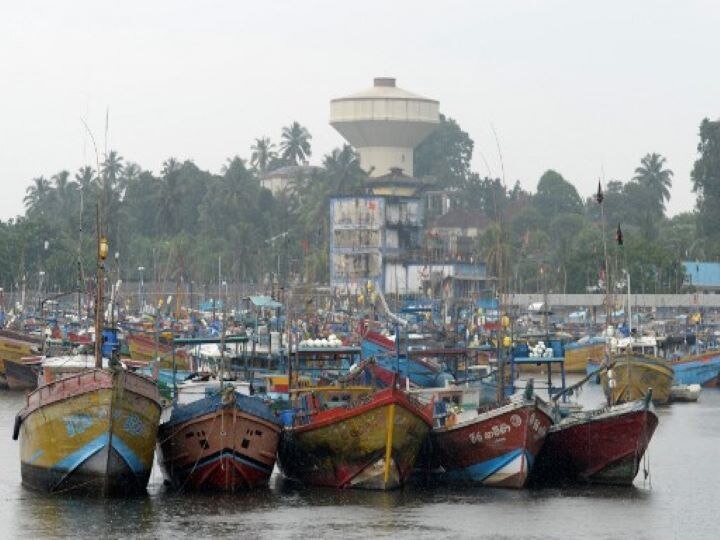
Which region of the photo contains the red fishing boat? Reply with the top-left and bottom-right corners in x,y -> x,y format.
532,396 -> 658,485
428,392 -> 553,488
278,385 -> 432,490
157,382 -> 282,491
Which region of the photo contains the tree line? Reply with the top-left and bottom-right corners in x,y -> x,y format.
2,115 -> 720,300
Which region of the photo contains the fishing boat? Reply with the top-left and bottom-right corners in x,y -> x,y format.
12,206 -> 162,495
4,357 -> 42,391
532,395 -> 658,485
126,333 -> 190,370
601,353 -> 673,405
157,381 -> 281,492
563,339 -> 606,374
669,350 -> 720,387
14,367 -> 161,495
425,386 -> 553,488
277,385 -> 432,490
361,331 -> 454,388
0,330 -> 42,387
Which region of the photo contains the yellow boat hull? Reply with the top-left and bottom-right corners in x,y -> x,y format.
564,343 -> 606,373
278,388 -> 431,490
16,369 -> 161,495
601,354 -> 674,405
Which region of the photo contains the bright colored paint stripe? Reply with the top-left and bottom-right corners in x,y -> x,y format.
110,436 -> 145,475
53,433 -> 109,472
183,450 -> 272,474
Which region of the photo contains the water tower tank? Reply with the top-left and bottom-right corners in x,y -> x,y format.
330,78 -> 439,177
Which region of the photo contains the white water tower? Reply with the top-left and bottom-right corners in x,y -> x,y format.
330,78 -> 440,178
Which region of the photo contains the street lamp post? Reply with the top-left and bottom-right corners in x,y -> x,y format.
624,269 -> 632,336
138,266 -> 145,313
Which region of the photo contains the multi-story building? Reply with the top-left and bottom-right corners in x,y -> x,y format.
328,78 -> 494,306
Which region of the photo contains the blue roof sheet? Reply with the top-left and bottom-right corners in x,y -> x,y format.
682,261 -> 720,287
250,296 -> 283,309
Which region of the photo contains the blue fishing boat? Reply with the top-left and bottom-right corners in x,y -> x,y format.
361,331 -> 454,388
670,351 -> 720,387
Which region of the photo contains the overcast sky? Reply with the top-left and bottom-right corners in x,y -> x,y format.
2,0 -> 718,219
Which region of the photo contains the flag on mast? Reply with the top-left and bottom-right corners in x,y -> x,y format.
596,180 -> 604,204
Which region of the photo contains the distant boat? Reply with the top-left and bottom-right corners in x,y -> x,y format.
361,331 -> 454,387
127,333 -> 190,370
278,385 -> 432,490
424,389 -> 553,488
532,396 -> 658,485
670,351 -> 720,387
563,339 -> 606,374
157,380 -> 281,492
4,357 -> 42,391
601,353 -> 674,405
0,330 -> 42,387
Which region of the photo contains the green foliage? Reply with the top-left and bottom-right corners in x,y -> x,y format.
280,122 -> 312,165
633,152 -> 673,213
414,114 -> 473,188
692,118 -> 720,243
0,113 -> 708,300
534,170 -> 583,218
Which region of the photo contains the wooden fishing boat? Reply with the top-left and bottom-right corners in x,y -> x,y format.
0,330 -> 42,387
601,353 -> 673,405
4,357 -> 42,391
277,385 -> 432,490
532,396 -> 658,485
157,382 -> 281,492
670,350 -> 720,387
13,368 -> 161,495
427,393 -> 553,488
127,333 -> 190,370
563,341 -> 606,373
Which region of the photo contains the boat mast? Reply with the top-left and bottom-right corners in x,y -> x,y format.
219,272 -> 226,388
94,207 -> 107,369
81,118 -> 106,370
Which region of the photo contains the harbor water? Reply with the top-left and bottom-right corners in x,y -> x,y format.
1,382 -> 718,539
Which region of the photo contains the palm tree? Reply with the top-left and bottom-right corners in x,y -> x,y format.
75,166 -> 96,193
51,170 -> 78,215
158,158 -> 184,235
633,153 -> 673,212
250,137 -> 277,172
23,176 -> 52,214
322,145 -> 365,194
280,122 -> 312,165
101,150 -> 124,188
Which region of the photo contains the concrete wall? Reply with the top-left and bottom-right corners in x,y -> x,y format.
504,293 -> 720,308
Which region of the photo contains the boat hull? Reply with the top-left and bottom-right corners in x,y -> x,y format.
158,392 -> 281,492
127,334 -> 190,370
602,355 -> 673,404
4,359 -> 39,391
564,343 -> 605,373
672,352 -> 720,387
429,400 -> 552,488
16,369 -> 161,496
533,400 -> 658,485
278,387 -> 431,490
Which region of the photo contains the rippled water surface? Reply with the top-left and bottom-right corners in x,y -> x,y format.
1,382 -> 718,539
